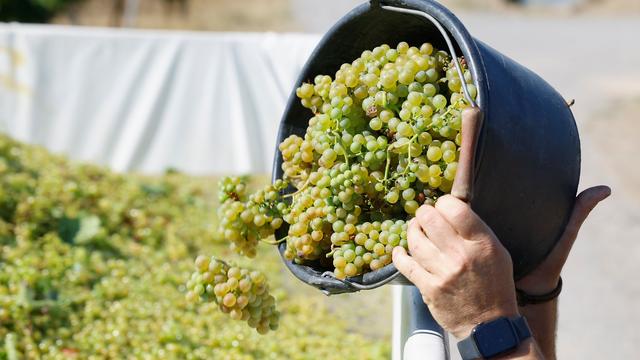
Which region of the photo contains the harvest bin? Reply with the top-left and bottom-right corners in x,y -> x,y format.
272,0 -> 580,294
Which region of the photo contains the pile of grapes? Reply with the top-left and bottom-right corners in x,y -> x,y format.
207,41 -> 475,282
0,135 -> 388,359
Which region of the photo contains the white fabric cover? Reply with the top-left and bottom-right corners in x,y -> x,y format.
0,24 -> 320,174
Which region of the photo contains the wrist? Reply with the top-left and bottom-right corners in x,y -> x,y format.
452,305 -> 520,339
494,338 -> 543,360
457,314 -> 536,359
515,276 -> 559,295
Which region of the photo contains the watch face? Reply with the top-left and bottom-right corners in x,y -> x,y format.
473,317 -> 518,358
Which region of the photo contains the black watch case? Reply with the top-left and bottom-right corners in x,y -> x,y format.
472,316 -> 520,358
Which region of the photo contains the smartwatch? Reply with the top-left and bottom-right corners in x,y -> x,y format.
457,315 -> 531,359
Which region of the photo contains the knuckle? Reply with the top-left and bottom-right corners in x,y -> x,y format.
434,194 -> 457,209
485,240 -> 505,256
416,205 -> 437,227
437,196 -> 471,223
415,204 -> 430,218
452,253 -> 471,275
405,265 -> 419,280
392,248 -> 406,265
484,242 -> 513,266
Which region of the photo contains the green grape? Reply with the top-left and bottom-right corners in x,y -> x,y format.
369,117 -> 383,131
432,94 -> 447,110
427,146 -> 443,162
443,150 -> 457,163
444,162 -> 458,181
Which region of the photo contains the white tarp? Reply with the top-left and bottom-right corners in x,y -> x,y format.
0,24 -> 319,175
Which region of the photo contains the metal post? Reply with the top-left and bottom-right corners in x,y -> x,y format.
393,285 -> 449,360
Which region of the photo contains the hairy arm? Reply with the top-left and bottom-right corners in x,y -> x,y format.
518,301 -> 557,360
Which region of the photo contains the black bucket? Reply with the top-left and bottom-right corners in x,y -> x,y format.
271,0 -> 580,295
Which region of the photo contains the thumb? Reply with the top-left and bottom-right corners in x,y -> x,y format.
553,185 -> 611,261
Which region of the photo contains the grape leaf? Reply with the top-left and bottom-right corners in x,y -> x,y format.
58,215 -> 101,244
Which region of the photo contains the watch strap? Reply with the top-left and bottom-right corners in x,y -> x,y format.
512,315 -> 531,340
458,333 -> 481,360
457,315 -> 531,359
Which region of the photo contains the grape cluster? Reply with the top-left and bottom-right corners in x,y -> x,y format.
186,256 -> 279,334
279,135 -> 312,189
212,41 -> 475,281
216,177 -> 288,258
331,220 -> 409,278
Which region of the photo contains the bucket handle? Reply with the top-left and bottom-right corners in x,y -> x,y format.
377,2 -> 483,202
319,1 -> 483,293
378,3 -> 477,109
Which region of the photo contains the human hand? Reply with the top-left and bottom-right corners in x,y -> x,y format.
392,195 -> 518,339
515,185 -> 611,294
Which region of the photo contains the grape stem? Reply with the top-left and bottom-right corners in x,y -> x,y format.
404,134 -> 419,176
212,257 -> 231,268
330,129 -> 350,167
283,176 -> 312,199
326,243 -> 341,258
260,236 -> 287,245
382,146 -> 392,190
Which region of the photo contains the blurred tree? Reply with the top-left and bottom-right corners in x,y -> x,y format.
0,0 -> 83,22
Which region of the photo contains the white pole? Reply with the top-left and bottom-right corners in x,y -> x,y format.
392,285 -> 409,360
394,285 -> 449,360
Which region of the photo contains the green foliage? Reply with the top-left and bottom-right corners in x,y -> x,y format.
0,0 -> 82,23
0,134 -> 389,359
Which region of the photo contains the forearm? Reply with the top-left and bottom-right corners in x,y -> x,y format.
518,299 -> 558,360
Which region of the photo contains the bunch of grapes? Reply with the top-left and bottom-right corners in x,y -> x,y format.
208,41 -> 475,283
185,256 -> 279,334
216,177 -> 288,258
